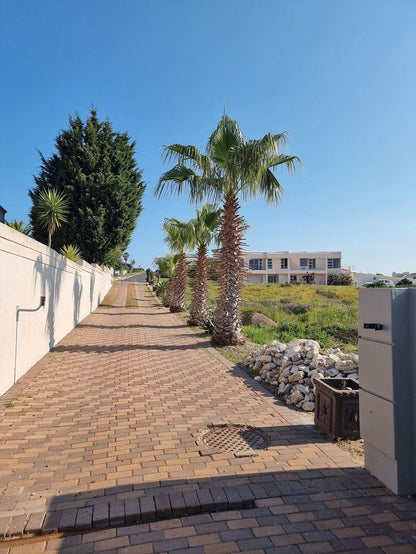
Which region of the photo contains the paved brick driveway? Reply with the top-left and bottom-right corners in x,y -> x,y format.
0,282 -> 415,552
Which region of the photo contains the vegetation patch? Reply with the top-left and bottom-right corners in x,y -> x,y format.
126,283 -> 139,308
100,282 -> 120,308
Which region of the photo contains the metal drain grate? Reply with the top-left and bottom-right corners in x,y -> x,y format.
201,424 -> 269,454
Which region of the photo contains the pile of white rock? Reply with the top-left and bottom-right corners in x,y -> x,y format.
242,338 -> 359,412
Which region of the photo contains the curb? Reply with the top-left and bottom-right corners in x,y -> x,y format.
0,484 -> 256,540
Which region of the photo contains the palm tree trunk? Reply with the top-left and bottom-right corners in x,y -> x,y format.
170,252 -> 187,313
212,193 -> 245,345
189,244 -> 208,326
48,228 -> 52,248
164,275 -> 175,307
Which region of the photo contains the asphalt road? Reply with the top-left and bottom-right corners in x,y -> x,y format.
120,271 -> 147,283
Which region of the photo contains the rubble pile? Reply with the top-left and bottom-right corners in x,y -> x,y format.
242,338 -> 359,412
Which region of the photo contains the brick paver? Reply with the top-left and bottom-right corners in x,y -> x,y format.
0,281 -> 415,551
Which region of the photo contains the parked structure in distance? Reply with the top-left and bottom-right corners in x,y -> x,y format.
0,206 -> 7,224
243,251 -> 342,285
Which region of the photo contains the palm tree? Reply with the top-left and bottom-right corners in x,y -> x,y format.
154,253 -> 179,307
187,204 -> 221,326
153,254 -> 178,278
8,220 -> 31,235
34,188 -> 69,248
156,114 -> 300,345
163,218 -> 192,313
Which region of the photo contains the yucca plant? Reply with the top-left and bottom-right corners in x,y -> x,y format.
156,114 -> 300,345
60,244 -> 81,262
34,188 -> 69,248
8,220 -> 31,235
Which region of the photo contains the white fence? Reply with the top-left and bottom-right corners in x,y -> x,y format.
0,224 -> 113,397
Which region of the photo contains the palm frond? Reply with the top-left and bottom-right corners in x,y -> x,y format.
155,165 -> 205,202
163,217 -> 195,253
268,154 -> 302,173
162,144 -> 210,172
207,114 -> 245,168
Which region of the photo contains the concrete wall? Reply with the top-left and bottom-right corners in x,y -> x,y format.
0,224 -> 113,397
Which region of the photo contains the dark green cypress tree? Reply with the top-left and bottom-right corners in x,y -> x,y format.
29,109 -> 145,263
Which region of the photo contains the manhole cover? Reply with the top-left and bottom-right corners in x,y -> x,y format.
201,424 -> 269,454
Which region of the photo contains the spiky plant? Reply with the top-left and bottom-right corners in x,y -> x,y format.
162,218 -> 193,312
60,244 -> 81,262
8,220 -> 31,235
187,204 -> 221,326
156,114 -> 300,345
33,188 -> 69,248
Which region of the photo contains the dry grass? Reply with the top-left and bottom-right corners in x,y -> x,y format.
100,282 -> 121,307
126,283 -> 139,308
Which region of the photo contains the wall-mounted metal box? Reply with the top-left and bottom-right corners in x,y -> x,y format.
359,288 -> 416,494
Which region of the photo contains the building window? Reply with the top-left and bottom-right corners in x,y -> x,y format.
290,275 -> 297,283
281,258 -> 288,269
249,259 -> 264,271
328,258 -> 341,269
267,259 -> 273,269
268,275 -> 278,283
300,258 -> 316,269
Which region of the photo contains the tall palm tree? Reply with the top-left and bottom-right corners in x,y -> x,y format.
156,114 -> 300,345
187,204 -> 221,326
163,218 -> 192,313
34,188 -> 69,248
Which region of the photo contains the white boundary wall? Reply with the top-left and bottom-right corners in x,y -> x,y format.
0,223 -> 113,397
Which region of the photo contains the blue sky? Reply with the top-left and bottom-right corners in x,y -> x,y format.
1,0 -> 415,274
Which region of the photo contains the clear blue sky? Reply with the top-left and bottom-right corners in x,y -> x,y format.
1,0 -> 415,274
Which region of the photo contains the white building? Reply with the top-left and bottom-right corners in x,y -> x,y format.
243,251 -> 342,285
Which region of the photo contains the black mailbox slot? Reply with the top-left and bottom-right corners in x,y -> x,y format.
363,323 -> 383,331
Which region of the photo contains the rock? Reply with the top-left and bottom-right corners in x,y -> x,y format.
348,372 -> 359,380
293,384 -> 309,394
287,389 -> 304,404
278,383 -> 291,395
335,359 -> 357,371
311,372 -> 325,380
289,371 -> 304,383
258,355 -> 273,363
261,362 -> 276,371
254,375 -> 262,382
310,355 -> 325,369
302,401 -> 315,411
327,368 -> 338,377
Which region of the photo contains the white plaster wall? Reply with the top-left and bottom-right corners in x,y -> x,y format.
0,224 -> 113,397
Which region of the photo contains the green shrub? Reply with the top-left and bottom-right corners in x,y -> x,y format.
365,281 -> 387,288
316,289 -> 338,299
201,310 -> 216,334
327,272 -> 354,286
395,278 -> 413,288
155,279 -> 168,301
281,303 -> 310,315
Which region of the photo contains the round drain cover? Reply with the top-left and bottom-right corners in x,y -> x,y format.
201,424 -> 269,453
